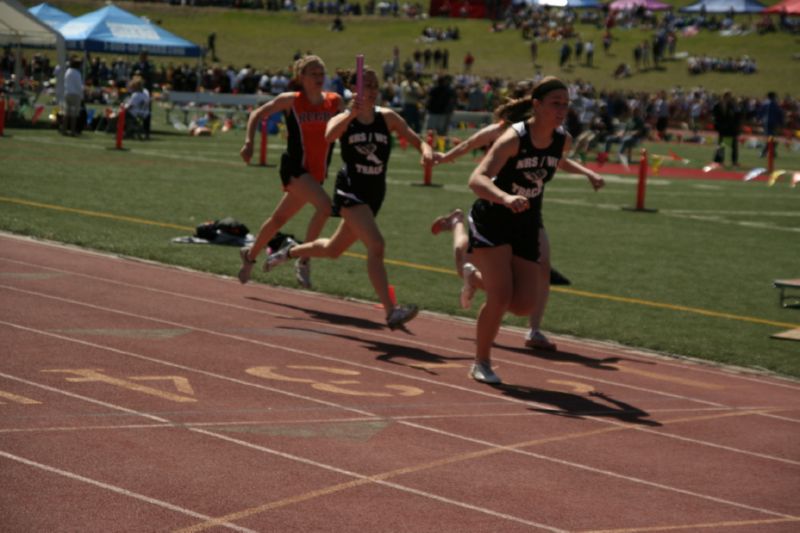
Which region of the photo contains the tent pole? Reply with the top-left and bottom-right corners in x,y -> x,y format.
14,40 -> 22,93
55,35 -> 65,106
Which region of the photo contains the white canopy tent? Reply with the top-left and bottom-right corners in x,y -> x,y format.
0,0 -> 66,102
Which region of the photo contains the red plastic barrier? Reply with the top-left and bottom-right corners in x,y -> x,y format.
115,107 -> 126,150
259,117 -> 268,166
635,148 -> 648,211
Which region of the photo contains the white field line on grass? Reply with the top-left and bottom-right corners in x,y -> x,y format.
666,209 -> 800,217
12,135 -> 245,168
529,196 -> 800,233
12,135 -> 791,198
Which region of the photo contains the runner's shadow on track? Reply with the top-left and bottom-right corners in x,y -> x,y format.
279,326 -> 471,375
245,297 -> 385,330
490,384 -> 661,427
494,343 -> 656,371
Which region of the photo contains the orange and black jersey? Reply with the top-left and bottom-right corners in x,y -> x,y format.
283,91 -> 341,183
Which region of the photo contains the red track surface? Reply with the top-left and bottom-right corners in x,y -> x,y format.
1,233 -> 799,532
581,161 -> 757,181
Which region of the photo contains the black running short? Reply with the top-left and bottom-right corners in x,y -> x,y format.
279,153 -> 310,187
467,203 -> 543,263
331,168 -> 386,217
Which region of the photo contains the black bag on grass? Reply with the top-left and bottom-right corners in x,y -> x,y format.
195,217 -> 250,242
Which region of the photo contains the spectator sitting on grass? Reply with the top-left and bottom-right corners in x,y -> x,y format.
613,63 -> 631,79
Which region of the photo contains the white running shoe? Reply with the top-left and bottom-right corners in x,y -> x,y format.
295,258 -> 311,288
469,361 -> 501,384
524,329 -> 557,351
264,238 -> 297,272
460,262 -> 478,309
386,304 -> 419,330
238,246 -> 256,284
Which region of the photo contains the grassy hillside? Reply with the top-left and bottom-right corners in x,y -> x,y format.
29,0 -> 800,96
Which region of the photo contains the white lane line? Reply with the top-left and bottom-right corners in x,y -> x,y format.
1,316 -> 797,520
0,375 -> 255,533
0,369 -> 564,532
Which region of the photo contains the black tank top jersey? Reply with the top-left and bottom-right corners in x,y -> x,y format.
473,121 -> 566,226
339,109 -> 392,184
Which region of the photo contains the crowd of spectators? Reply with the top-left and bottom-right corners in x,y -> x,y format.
164,0 -> 428,19
420,26 -> 460,42
3,45 -> 798,148
687,55 -> 758,75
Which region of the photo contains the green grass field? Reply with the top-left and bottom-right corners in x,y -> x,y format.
38,0 -> 800,97
5,1 -> 799,378
2,110 -> 798,378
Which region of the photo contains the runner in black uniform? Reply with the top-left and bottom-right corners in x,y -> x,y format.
465,76 -> 605,384
469,120 -> 563,261
264,67 -> 434,330
429,84 -> 574,351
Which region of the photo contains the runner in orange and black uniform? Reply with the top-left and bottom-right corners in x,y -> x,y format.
238,55 -> 344,288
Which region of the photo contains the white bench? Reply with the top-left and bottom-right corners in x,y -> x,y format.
161,91 -> 275,124
773,279 -> 800,308
160,90 -> 493,130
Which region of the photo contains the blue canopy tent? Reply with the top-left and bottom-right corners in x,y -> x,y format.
58,4 -> 201,57
28,3 -> 73,30
680,0 -> 766,13
1,0 -> 66,101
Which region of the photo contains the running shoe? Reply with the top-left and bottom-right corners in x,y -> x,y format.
238,246 -> 256,284
295,258 -> 311,288
263,237 -> 297,272
524,329 -> 557,351
460,262 -> 478,309
430,208 -> 464,235
469,361 -> 501,384
386,304 -> 419,330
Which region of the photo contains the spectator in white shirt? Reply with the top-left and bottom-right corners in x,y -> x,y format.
62,57 -> 84,136
125,76 -> 151,139
270,71 -> 289,95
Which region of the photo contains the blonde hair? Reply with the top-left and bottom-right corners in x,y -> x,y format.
293,55 -> 325,79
